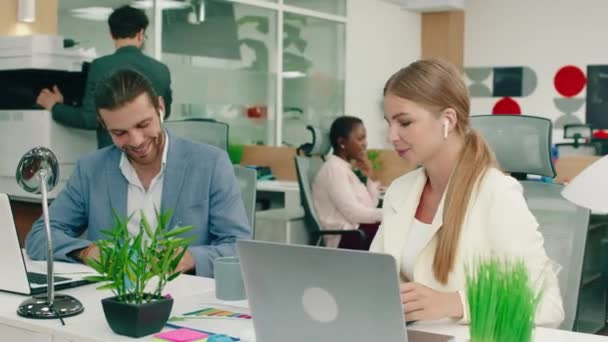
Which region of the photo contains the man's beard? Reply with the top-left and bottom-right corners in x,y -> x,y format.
123,130 -> 164,163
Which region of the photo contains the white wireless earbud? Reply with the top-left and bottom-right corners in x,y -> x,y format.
159,110 -> 165,123
443,119 -> 449,139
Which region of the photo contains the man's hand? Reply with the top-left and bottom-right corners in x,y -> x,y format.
175,247 -> 195,273
400,282 -> 463,322
36,85 -> 64,110
77,244 -> 100,264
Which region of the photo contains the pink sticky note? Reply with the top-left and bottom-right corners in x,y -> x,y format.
154,328 -> 210,342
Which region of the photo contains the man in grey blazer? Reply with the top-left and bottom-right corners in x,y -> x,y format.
26,69 -> 250,278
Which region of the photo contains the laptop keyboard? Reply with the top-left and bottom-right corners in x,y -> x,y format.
27,272 -> 71,285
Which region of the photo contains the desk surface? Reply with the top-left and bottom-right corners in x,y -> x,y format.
411,320 -> 608,342
52,289 -> 608,342
256,180 -> 299,192
0,274 -> 214,340
0,269 -> 605,341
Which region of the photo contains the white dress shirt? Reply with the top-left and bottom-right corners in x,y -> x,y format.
401,218 -> 439,281
312,155 -> 382,247
119,131 -> 169,240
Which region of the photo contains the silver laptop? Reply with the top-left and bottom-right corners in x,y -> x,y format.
237,240 -> 454,342
0,193 -> 90,295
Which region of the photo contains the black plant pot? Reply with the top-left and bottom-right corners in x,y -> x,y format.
101,295 -> 174,338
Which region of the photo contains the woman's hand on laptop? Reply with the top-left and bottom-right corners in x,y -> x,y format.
400,282 -> 463,322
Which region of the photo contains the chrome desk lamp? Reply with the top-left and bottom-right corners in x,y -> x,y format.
15,147 -> 84,319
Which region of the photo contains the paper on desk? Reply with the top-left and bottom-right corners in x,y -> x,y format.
23,249 -> 97,275
28,260 -> 97,275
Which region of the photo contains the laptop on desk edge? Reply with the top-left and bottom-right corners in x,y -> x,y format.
237,240 -> 455,342
0,193 -> 91,295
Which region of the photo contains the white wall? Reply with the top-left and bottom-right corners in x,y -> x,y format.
465,0 -> 608,127
346,0 -> 420,148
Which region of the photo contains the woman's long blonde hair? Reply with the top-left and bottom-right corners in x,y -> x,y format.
384,59 -> 496,284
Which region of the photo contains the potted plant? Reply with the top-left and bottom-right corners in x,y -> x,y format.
466,258 -> 544,342
85,210 -> 194,338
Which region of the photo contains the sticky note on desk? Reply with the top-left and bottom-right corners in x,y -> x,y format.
154,328 -> 209,342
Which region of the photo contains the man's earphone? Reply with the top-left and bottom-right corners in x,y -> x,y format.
443,119 -> 449,139
159,109 -> 165,123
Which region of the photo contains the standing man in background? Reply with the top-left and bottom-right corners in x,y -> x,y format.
36,5 -> 172,149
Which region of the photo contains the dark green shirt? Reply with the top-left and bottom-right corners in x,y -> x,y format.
51,46 -> 172,148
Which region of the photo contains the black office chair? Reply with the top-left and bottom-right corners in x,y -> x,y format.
294,156 -> 367,249
296,125 -> 332,159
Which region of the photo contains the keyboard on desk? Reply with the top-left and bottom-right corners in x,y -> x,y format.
27,272 -> 71,285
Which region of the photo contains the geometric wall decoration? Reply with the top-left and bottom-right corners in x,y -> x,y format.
521,66 -> 538,97
554,65 -> 586,98
586,65 -> 608,129
493,67 -> 523,97
492,97 -> 522,115
465,66 -> 537,98
554,98 -> 584,128
465,67 -> 492,97
553,65 -> 586,128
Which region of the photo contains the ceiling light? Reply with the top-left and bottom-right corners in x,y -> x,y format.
17,0 -> 36,23
70,7 -> 113,21
131,0 -> 191,10
282,71 -> 307,79
199,2 -> 206,22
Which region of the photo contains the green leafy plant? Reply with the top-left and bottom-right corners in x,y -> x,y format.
367,150 -> 382,171
85,210 -> 195,304
228,144 -> 245,164
466,258 -> 544,342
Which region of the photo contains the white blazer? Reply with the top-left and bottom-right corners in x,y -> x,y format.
370,167 -> 565,328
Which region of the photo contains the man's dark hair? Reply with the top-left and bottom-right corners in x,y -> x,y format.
329,116 -> 363,151
95,69 -> 159,114
108,5 -> 149,39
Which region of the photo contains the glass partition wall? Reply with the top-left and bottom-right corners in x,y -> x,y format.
58,0 -> 346,147
282,12 -> 345,147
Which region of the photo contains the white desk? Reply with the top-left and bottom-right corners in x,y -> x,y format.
411,320 -> 608,342
0,274 -> 606,341
256,180 -> 299,193
254,180 -> 308,244
53,292 -> 253,342
0,275 -> 214,342
255,180 -> 300,211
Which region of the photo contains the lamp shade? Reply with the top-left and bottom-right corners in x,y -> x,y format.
561,155 -> 608,212
17,0 -> 36,23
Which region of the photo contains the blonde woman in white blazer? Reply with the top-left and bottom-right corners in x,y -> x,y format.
371,59 -> 564,328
